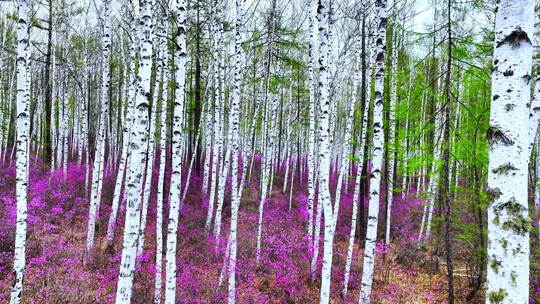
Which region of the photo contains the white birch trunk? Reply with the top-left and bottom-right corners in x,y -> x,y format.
85,0 -> 111,255
164,0 -> 186,302
254,1 -> 277,263
105,63 -> 136,244
205,64 -> 220,232
79,54 -> 88,166
138,14 -> 168,255
202,75 -> 212,194
115,0 -> 153,301
213,143 -> 229,240
359,0 -> 387,301
310,172 -> 323,280
282,110 -> 291,194
342,40 -> 371,296
10,1 -> 29,302
255,92 -> 278,264
61,78 -> 68,177
137,75 -> 158,258
385,28 -> 398,244
106,6 -> 139,245
331,67 -> 358,236
226,1 -> 244,302
485,1 -> 533,302
51,30 -> 57,172
306,0 -> 318,270
205,19 -> 223,232
154,7 -> 169,301
288,155 -> 296,210
316,1 -> 335,302
342,162 -> 362,298
421,107 -> 443,240
212,26 -> 227,240
218,233 -> 231,287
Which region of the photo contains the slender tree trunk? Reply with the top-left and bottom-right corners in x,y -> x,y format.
10,1 -> 29,302
440,2 -> 454,301
255,0 -> 277,265
226,1 -> 244,302
342,39 -> 370,296
316,1 -> 335,303
61,76 -> 68,177
385,27 -> 398,244
115,0 -> 153,302
306,0 -> 318,277
154,7 -> 169,302
164,1 -> 186,302
137,75 -> 158,258
193,1 -> 202,171
181,103 -> 205,206
43,0 -> 53,165
359,0 -> 387,301
211,15 -> 227,240
418,92 -> 443,241
85,0 -> 112,256
205,10 -> 224,233
105,39 -> 136,245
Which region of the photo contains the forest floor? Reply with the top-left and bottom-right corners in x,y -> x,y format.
0,160 -> 487,303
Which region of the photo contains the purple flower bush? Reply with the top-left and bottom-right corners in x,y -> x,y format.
0,158 -> 537,303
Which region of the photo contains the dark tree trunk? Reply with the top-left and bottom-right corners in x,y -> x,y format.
193,1 -> 202,171
43,0 -> 54,164
441,1 -> 454,302
466,127 -> 486,301
358,10 -> 368,248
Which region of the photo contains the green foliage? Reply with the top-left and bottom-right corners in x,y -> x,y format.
110,57 -> 120,72
74,6 -> 86,15
455,223 -> 477,241
71,35 -> 85,51
280,53 -> 304,70
275,38 -> 304,52
453,35 -> 474,61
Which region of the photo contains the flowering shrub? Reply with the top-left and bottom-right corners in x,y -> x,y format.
1,158 -> 533,303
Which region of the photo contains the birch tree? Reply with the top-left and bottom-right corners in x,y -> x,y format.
10,0 -> 29,302
306,0 -> 318,276
485,0 -> 533,303
316,1 -> 336,303
204,22 -> 221,232
106,5 -> 139,245
115,0 -> 153,301
342,37 -> 370,296
165,0 -> 187,302
385,26 -> 398,244
359,0 -> 387,301
154,3 -> 169,302
86,0 -> 112,256
226,1 -> 244,302
254,0 -> 277,264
